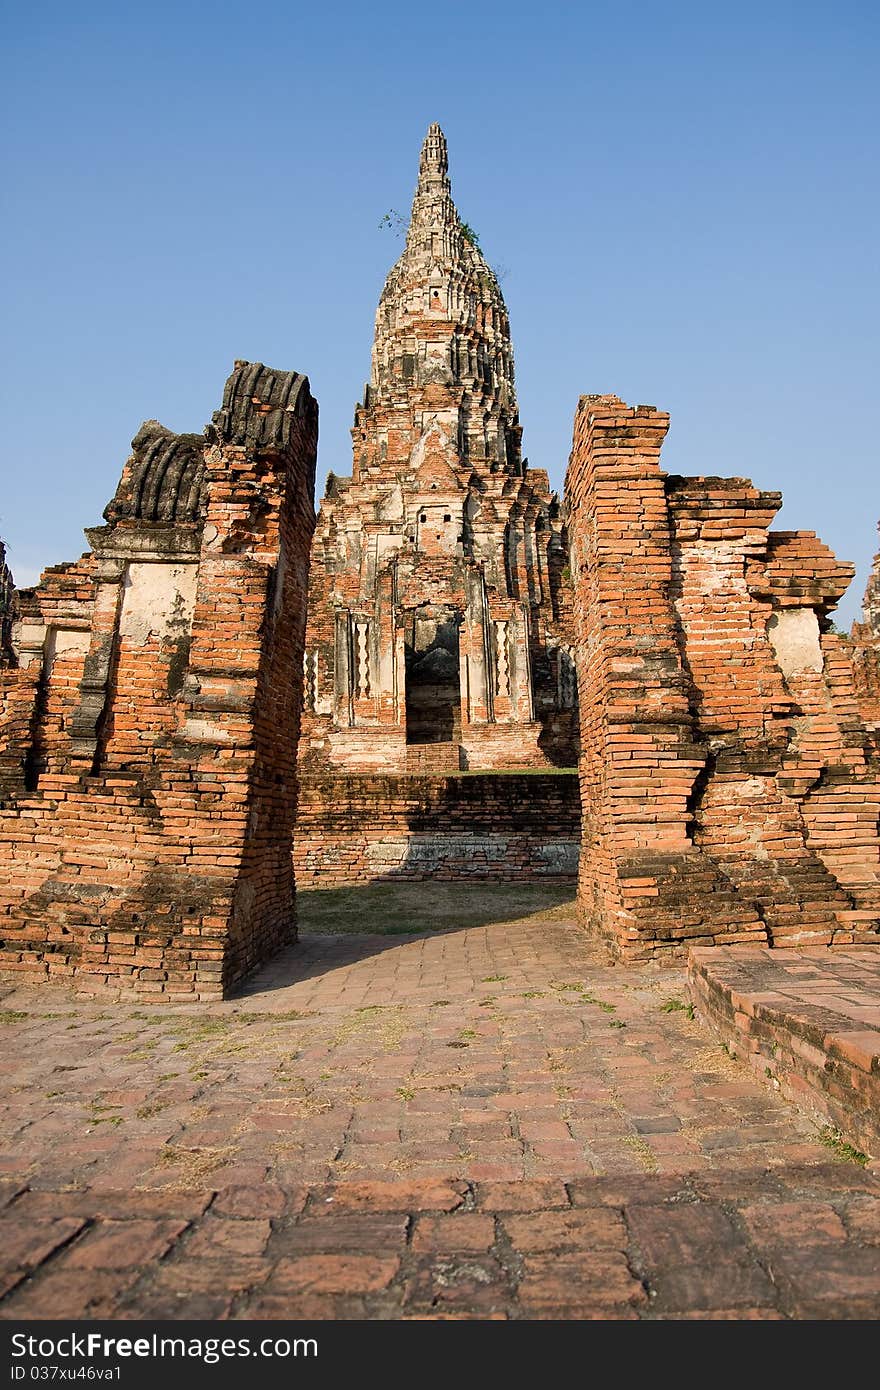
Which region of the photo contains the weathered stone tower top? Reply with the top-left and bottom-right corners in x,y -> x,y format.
359,123 -> 520,483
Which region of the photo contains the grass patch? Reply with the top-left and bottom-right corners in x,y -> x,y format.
176,1019 -> 231,1037
818,1126 -> 869,1167
235,1010 -> 319,1024
297,882 -> 577,936
88,1102 -> 123,1128
622,1134 -> 658,1172
660,998 -> 695,1020
581,992 -> 617,1013
155,1144 -> 237,1185
136,1101 -> 168,1119
330,1005 -> 408,1051
0,1011 -> 29,1024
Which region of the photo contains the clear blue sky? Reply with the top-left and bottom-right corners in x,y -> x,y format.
2,0 -> 878,624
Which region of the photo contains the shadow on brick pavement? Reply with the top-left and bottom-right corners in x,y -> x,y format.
0,915 -> 878,1319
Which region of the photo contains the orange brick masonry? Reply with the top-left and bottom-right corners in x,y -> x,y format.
0,915 -> 877,1319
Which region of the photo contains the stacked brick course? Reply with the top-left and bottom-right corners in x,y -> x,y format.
294,772 -> 580,885
565,395 -> 880,960
0,363 -> 317,998
689,947 -> 880,1159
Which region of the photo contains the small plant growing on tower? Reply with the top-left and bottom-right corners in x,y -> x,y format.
459,220 -> 481,250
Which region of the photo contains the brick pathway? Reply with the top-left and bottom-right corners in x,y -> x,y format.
1,1167 -> 879,1320
1,920 -> 878,1318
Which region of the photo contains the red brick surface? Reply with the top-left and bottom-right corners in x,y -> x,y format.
0,917 -> 877,1318
294,772 -> 579,884
565,394 -> 880,959
0,363 -> 317,998
0,1170 -> 876,1320
689,946 -> 880,1157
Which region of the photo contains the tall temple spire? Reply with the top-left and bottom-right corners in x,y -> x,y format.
299,124 -> 579,774
368,123 -> 519,470
406,122 -> 458,252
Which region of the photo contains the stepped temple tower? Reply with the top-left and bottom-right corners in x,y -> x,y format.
298,125 -> 578,774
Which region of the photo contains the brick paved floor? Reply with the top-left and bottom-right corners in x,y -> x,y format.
0,914 -> 878,1318
690,947 -> 880,1158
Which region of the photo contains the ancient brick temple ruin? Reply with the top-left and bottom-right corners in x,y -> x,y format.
293,123 -> 581,886
298,124 -> 577,777
0,123 -> 878,998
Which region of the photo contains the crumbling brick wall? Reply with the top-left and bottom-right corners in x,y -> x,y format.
565,395 -> 880,961
0,362 -> 317,999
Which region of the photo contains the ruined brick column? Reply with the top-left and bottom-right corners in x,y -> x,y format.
0,362 -> 317,998
565,395 -> 879,959
176,363 -> 318,988
565,397 -> 763,959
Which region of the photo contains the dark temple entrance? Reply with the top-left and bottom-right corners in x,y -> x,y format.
404,608 -> 462,744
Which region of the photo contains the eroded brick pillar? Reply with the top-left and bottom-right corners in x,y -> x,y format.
565,394 -> 879,959
0,362 -> 317,998
565,396 -> 766,958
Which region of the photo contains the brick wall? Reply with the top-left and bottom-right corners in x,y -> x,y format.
294,773 -> 580,884
565,394 -> 880,960
0,363 -> 317,1000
